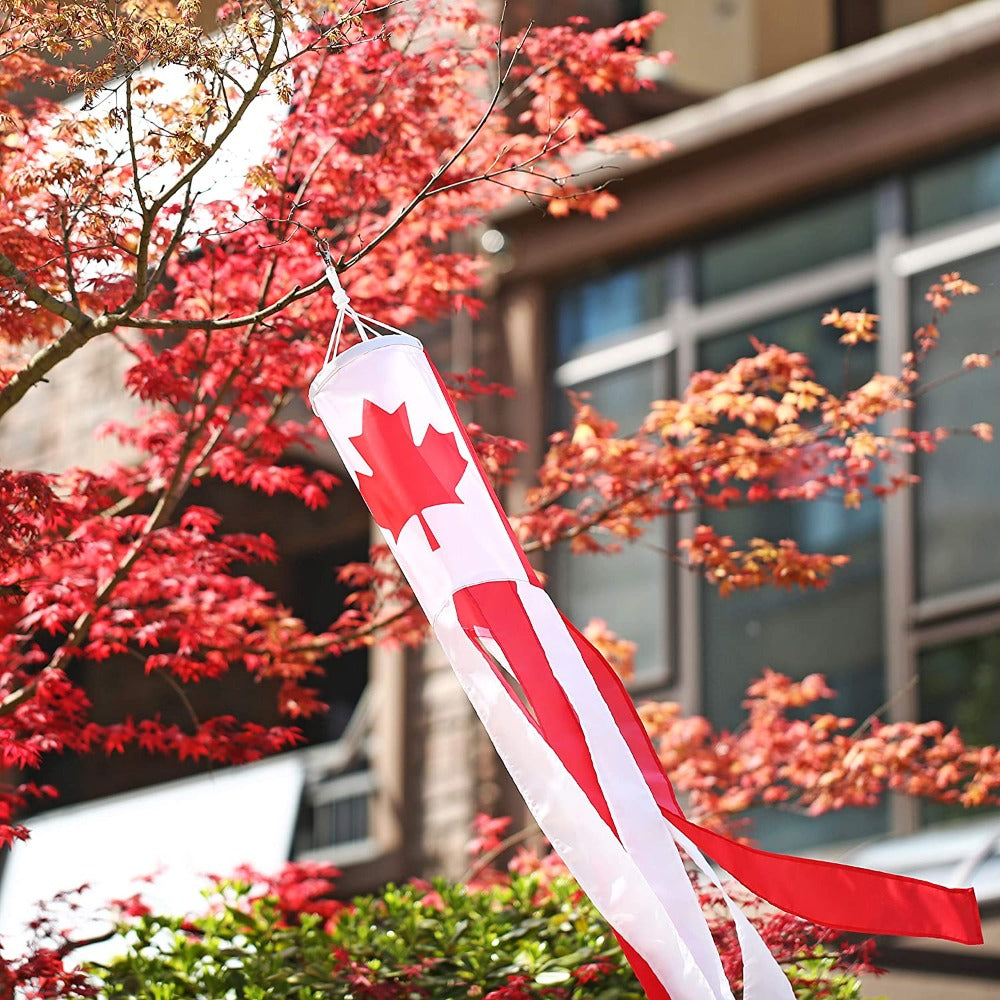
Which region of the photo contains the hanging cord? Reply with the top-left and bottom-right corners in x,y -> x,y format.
317,243 -> 370,365
316,243 -> 414,365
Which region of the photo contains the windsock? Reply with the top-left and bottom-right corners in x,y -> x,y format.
309,314 -> 981,1000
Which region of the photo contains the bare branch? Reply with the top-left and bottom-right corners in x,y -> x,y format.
119,76 -> 153,311
342,4 -> 529,269
0,253 -> 90,326
121,273 -> 327,331
147,0 -> 286,215
143,182 -> 198,293
461,822 -> 541,884
0,315 -> 112,421
0,678 -> 40,718
56,209 -> 82,310
912,346 -> 1000,398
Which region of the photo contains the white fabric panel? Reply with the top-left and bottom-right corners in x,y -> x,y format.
514,584 -> 738,1000
0,755 -> 305,957
516,583 -> 794,1000
662,816 -> 797,1000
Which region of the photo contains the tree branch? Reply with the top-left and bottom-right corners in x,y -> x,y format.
0,253 -> 89,326
0,678 -> 41,718
0,314 -> 112,421
342,3 -> 528,270
912,346 -> 1000,399
460,822 -> 541,884
0,2 -> 289,418
147,0 -> 286,215
120,274 -> 327,331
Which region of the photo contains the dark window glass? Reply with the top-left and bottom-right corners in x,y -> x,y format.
289,543 -> 370,744
555,256 -> 667,360
910,142 -> 1000,232
913,249 -> 1000,599
698,292 -> 886,849
550,362 -> 671,686
698,191 -> 875,301
918,630 -> 1000,826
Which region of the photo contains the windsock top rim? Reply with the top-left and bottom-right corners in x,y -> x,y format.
308,332 -> 423,408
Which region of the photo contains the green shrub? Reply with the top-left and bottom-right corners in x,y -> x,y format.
84,869 -> 882,1000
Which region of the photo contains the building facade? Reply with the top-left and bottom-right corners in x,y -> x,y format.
479,2 -> 1000,995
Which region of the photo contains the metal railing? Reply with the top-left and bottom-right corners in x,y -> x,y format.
292,686 -> 381,866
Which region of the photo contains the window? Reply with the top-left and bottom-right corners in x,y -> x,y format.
30,487 -> 371,812
698,293 -> 888,850
919,630 -> 1000,749
698,190 -> 874,301
549,361 -> 673,686
910,141 -> 1000,233
552,262 -> 674,687
698,292 -> 883,736
912,248 -> 1000,599
555,256 -> 668,360
918,628 -> 1000,825
548,140 -> 1000,851
288,542 -> 370,744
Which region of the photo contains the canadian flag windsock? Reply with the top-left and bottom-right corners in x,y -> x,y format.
309,331 -> 982,1000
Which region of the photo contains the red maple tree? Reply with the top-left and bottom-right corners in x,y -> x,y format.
0,1 -> 998,992
0,0 -> 668,850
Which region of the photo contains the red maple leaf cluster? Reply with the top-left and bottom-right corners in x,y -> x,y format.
0,0 -> 670,864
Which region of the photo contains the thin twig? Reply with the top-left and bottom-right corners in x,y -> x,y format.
849,675 -> 920,739
911,346 -> 1000,398
460,823 -> 541,884
342,1 -> 529,270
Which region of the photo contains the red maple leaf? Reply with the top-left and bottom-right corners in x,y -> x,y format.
349,400 -> 468,551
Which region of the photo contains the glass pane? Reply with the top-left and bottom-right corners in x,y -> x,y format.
698,294 -> 886,849
698,289 -> 879,392
698,190 -> 875,301
550,363 -> 670,685
552,357 -> 658,436
910,142 -> 1000,232
918,630 -> 1000,826
913,249 -> 1000,598
920,631 -> 1000,747
555,255 -> 667,360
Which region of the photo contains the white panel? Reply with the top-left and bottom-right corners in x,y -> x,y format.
0,755 -> 305,957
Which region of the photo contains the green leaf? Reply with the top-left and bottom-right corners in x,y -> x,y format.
535,968 -> 572,985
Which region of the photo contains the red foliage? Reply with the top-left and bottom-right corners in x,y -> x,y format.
229,860 -> 344,925
517,283 -> 991,582
0,945 -> 96,1000
640,670 -> 1000,837
466,812 -> 514,858
484,975 -> 535,1000
0,0 -> 666,857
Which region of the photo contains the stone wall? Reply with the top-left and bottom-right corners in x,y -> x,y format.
0,334 -> 138,473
